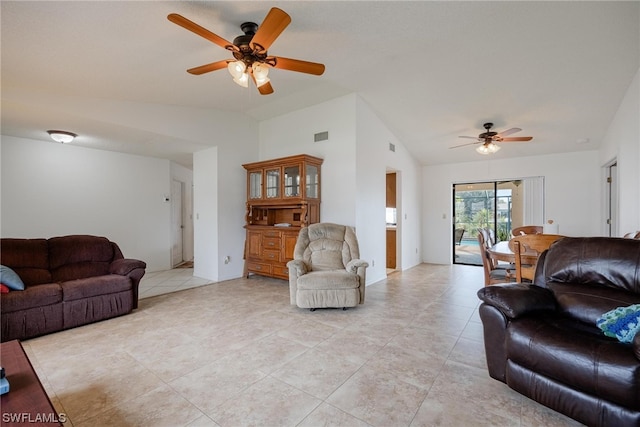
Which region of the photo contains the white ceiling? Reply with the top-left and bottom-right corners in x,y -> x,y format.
2,1 -> 638,168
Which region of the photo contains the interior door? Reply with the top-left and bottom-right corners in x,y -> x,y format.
171,179 -> 184,267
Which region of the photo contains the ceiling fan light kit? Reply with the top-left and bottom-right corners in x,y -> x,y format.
168,7 -> 325,95
476,142 -> 501,155
451,122 -> 533,155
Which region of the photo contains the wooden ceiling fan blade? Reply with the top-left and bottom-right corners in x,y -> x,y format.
250,73 -> 275,95
258,81 -> 274,95
250,8 -> 291,52
271,57 -> 325,75
187,60 -> 229,75
496,127 -> 522,138
500,136 -> 533,142
168,14 -> 233,49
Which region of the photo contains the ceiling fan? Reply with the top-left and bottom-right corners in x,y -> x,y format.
451,122 -> 533,154
167,7 -> 325,95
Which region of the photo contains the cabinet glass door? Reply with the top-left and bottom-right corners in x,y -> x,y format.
306,165 -> 319,198
249,171 -> 262,199
265,168 -> 280,198
284,165 -> 300,197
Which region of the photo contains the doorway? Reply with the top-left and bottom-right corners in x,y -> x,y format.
171,179 -> 187,267
605,161 -> 618,237
452,180 -> 524,265
386,171 -> 398,272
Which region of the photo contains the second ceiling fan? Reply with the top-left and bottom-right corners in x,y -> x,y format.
168,7 -> 325,95
451,122 -> 533,154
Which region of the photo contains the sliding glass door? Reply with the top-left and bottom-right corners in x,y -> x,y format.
453,179 -> 540,265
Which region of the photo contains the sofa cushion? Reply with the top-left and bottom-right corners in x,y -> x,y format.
60,275 -> 131,302
548,282 -> 640,325
49,235 -> 114,281
0,283 -> 63,313
0,265 -> 25,290
297,270 -> 360,290
508,314 -> 640,409
0,238 -> 51,285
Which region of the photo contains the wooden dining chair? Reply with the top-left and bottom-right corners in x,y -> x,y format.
511,225 -> 543,237
508,234 -> 564,282
478,232 -> 515,286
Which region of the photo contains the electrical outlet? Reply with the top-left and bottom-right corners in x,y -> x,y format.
224,256 -> 230,264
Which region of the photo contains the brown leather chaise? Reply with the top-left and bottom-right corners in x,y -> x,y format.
477,237 -> 640,427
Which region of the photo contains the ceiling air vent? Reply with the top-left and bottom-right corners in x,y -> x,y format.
314,131 -> 329,142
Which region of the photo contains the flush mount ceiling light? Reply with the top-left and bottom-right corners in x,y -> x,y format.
47,130 -> 77,143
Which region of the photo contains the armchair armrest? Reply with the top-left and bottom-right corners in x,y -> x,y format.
634,332 -> 640,362
477,283 -> 556,319
110,258 -> 146,276
346,259 -> 369,274
286,259 -> 308,277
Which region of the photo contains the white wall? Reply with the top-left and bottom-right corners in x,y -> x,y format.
216,144 -> 258,281
193,147 -> 218,280
1,136 -> 172,271
355,96 -> 423,279
259,94 -> 423,284
260,94 -> 358,226
422,151 -> 600,265
600,67 -> 640,235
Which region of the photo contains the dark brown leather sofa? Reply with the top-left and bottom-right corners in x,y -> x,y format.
477,237 -> 640,427
1,235 -> 146,342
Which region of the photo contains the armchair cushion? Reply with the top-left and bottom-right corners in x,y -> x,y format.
297,270 -> 360,290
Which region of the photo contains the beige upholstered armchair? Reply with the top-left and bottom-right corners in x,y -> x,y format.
287,223 -> 368,310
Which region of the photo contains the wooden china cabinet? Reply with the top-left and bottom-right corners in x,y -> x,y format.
242,154 -> 323,279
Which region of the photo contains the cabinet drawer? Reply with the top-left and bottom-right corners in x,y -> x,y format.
263,230 -> 281,238
247,261 -> 272,274
263,237 -> 281,249
263,249 -> 280,262
272,265 -> 289,278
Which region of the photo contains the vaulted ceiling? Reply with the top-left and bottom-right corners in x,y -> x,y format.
2,1 -> 638,167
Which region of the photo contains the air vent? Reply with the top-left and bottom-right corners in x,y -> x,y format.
314,131 -> 329,142
389,143 -> 396,152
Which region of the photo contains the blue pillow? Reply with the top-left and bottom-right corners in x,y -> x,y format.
0,265 -> 25,291
596,304 -> 640,343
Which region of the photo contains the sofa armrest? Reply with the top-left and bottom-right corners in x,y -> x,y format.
634,332 -> 640,362
477,283 -> 556,319
110,259 -> 146,309
110,258 -> 146,276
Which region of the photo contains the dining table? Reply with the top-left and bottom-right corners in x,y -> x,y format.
487,240 -> 539,265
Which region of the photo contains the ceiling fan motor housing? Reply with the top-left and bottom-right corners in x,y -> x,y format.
232,22 -> 268,65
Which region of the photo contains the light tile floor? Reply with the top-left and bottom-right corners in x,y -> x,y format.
22,264 -> 583,427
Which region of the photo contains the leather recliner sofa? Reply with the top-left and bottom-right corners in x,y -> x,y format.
477,237 -> 640,427
1,235 -> 146,342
